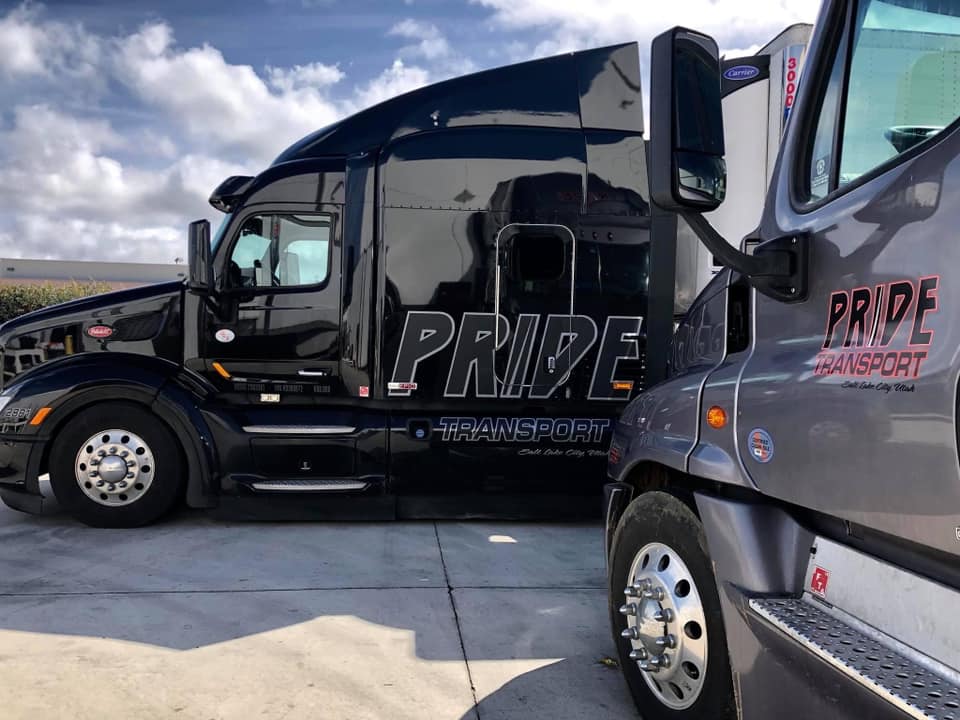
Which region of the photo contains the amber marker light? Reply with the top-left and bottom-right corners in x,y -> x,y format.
706,406 -> 727,429
30,407 -> 53,426
612,381 -> 634,392
212,362 -> 231,379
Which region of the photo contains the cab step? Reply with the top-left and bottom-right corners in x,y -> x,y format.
248,478 -> 369,492
750,597 -> 960,720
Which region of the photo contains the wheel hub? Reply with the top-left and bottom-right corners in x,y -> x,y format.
74,429 -> 155,507
619,541 -> 708,710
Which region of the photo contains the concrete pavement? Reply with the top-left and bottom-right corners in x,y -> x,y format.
0,502 -> 638,719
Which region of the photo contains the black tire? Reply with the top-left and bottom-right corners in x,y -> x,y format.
49,401 -> 185,528
608,491 -> 736,720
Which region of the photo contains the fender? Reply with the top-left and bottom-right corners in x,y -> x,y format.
0,352 -> 218,508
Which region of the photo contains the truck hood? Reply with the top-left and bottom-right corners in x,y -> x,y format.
0,280 -> 184,339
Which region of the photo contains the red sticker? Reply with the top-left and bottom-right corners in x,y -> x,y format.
86,325 -> 113,339
359,386 -> 369,398
810,566 -> 830,597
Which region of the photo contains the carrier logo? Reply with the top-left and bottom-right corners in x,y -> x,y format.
815,277 -> 939,379
391,312 -> 643,400
86,325 -> 113,339
723,65 -> 760,81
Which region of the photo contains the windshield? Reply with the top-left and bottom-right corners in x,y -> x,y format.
210,212 -> 233,254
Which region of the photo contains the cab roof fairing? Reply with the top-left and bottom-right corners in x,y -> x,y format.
271,43 -> 644,165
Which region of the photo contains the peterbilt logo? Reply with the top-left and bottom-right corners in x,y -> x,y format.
723,65 -> 760,81
390,312 -> 642,400
86,325 -> 113,339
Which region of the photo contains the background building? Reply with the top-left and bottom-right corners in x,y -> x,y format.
0,258 -> 186,290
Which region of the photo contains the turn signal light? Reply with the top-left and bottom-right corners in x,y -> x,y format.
30,407 -> 52,426
212,362 -> 231,379
706,406 -> 727,429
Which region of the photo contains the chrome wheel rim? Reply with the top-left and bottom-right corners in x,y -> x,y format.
75,429 -> 154,507
619,541 -> 708,710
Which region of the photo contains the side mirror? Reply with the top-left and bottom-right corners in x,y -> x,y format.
188,219 -> 212,291
650,27 -> 727,212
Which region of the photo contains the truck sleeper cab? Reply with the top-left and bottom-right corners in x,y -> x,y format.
605,2 -> 960,719
0,44 -> 667,527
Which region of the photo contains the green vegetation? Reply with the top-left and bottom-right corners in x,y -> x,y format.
0,282 -> 112,324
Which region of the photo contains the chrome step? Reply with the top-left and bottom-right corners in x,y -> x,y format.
242,425 -> 356,435
249,479 -> 369,492
750,597 -> 960,720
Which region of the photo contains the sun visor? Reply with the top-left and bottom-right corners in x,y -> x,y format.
208,175 -> 255,212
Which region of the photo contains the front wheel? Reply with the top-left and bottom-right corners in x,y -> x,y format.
608,491 -> 736,719
49,402 -> 185,527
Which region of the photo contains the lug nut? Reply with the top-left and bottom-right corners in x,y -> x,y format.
118,481 -> 127,489
89,471 -> 99,478
96,481 -> 104,488
653,608 -> 674,623
126,460 -> 135,468
638,660 -> 658,673
655,634 -> 677,649
120,451 -> 129,458
90,459 -> 100,467
657,654 -> 671,669
97,450 -> 106,457
621,626 -> 640,640
109,447 -> 117,454
624,586 -> 639,597
628,648 -> 648,661
643,587 -> 665,601
619,603 -> 638,617
634,578 -> 652,592
108,484 -> 116,492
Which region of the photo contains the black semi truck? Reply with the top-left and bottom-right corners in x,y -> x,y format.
605,0 -> 960,718
0,44 -> 676,527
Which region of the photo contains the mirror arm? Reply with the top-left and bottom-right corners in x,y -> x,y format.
680,212 -> 789,277
680,211 -> 809,302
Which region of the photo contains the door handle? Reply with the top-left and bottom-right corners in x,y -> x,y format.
298,369 -> 331,377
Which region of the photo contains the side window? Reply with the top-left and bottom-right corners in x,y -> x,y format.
225,214 -> 331,289
806,0 -> 960,199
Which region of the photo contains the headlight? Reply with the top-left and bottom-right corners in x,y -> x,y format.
0,396 -> 11,414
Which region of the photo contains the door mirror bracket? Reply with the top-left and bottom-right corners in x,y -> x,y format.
681,212 -> 809,302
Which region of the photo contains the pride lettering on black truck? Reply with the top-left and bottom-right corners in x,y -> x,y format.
0,43 -> 674,527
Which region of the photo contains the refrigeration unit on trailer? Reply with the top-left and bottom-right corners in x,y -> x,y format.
604,1 -> 960,719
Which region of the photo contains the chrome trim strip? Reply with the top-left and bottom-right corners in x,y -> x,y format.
242,425 -> 356,435
251,480 -> 369,491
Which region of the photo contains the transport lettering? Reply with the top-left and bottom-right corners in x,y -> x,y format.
437,417 -> 611,443
815,277 -> 938,379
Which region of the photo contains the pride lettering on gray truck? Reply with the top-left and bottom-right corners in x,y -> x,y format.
390,311 -> 643,400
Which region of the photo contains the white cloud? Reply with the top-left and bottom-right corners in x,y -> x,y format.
0,4 -> 100,80
0,0 -> 820,265
473,0 -> 821,59
267,62 -> 345,92
352,59 -> 432,109
0,4 -> 444,263
389,18 -> 477,76
390,19 -> 453,61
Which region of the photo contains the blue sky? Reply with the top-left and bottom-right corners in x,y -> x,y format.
0,0 -> 819,263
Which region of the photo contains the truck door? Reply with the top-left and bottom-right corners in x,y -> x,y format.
736,0 -> 960,556
200,205 -> 343,401
493,223 -> 581,398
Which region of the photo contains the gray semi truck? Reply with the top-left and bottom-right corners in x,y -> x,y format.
604,0 -> 960,718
